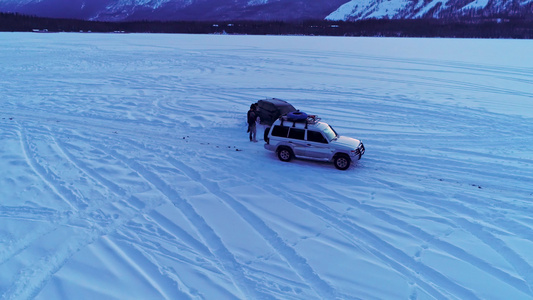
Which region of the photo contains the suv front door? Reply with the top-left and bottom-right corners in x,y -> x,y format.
304,130 -> 333,160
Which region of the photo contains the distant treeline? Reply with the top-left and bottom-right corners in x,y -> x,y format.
1,12 -> 533,39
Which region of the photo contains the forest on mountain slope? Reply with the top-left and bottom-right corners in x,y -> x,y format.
1,12 -> 533,38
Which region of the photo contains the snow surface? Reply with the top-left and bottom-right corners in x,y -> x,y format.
1,32 -> 533,300
326,0 -> 363,20
461,0 -> 490,10
326,0 -> 411,20
414,0 -> 448,18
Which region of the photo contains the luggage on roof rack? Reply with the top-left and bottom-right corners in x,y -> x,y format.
286,111 -> 308,121
280,111 -> 321,128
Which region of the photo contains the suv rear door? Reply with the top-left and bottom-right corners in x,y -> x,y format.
271,125 -> 307,157
287,128 -> 307,157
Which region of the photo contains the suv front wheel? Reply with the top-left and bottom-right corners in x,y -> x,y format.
334,154 -> 351,170
277,147 -> 293,162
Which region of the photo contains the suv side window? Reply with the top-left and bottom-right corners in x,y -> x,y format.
307,130 -> 328,143
272,125 -> 289,137
288,128 -> 305,140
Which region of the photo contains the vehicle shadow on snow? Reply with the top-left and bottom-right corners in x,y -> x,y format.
262,150 -> 364,171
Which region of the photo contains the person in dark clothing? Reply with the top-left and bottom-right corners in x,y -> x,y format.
247,104 -> 258,142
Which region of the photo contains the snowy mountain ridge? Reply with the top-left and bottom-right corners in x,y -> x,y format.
0,0 -> 532,21
327,0 -> 533,21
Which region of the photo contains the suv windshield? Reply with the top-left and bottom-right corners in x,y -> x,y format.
323,125 -> 338,142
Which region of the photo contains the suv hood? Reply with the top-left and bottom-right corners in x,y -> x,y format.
331,136 -> 361,149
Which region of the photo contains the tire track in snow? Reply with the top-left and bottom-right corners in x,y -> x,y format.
453,217 -> 533,294
164,155 -> 340,300
366,155 -> 532,216
1,126 -> 92,294
140,210 -> 215,259
100,236 -> 193,300
0,207 -> 66,268
347,98 -> 533,295
102,144 -> 272,300
311,52 -> 533,98
113,226 -> 221,275
450,194 -> 533,243
50,129 -> 217,298
2,126 -> 115,299
1,126 -> 93,291
0,206 -> 60,222
324,179 -> 533,298
52,132 -> 128,198
368,151 -> 533,188
370,177 -> 533,296
17,126 -> 80,211
121,134 -> 449,299
234,176 -> 462,300
252,48 -> 533,80
52,128 -> 224,259
264,58 -> 533,99
2,127 -> 186,299
111,225 -> 234,299
121,137 -> 340,299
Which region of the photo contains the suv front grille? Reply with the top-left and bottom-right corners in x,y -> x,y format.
354,143 -> 365,159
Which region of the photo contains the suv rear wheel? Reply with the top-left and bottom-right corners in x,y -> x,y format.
334,154 -> 351,170
277,147 -> 293,162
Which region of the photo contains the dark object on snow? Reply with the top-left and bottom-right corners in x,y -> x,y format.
255,98 -> 296,126
247,103 -> 258,126
263,127 -> 270,143
247,103 -> 258,141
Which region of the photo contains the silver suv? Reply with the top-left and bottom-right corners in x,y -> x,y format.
264,113 -> 365,170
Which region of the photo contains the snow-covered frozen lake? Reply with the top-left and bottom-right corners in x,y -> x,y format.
1,32 -> 533,299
